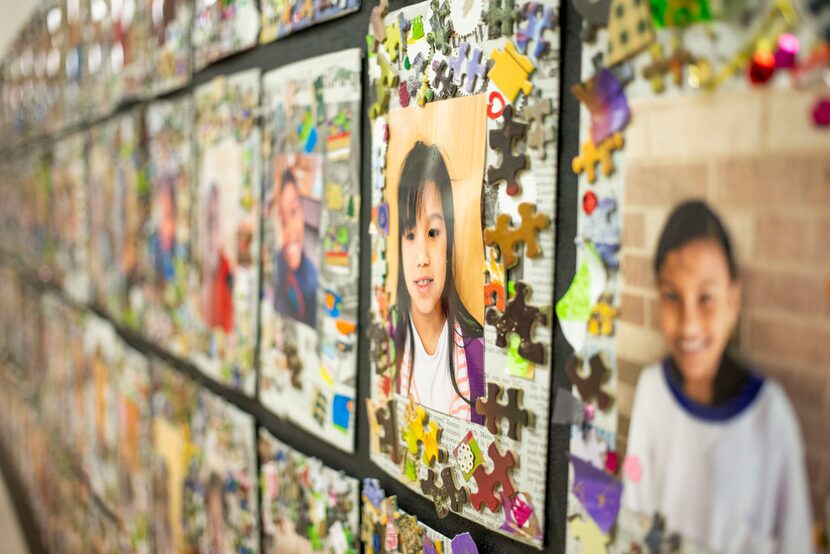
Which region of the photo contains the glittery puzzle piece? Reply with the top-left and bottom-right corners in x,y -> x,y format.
475,381 -> 533,440
373,398 -> 401,463
485,282 -> 549,365
564,353 -> 614,410
484,202 -> 550,269
571,0 -> 611,41
642,40 -> 695,93
402,402 -> 428,454
447,42 -> 469,86
464,47 -> 489,93
523,95 -> 554,154
370,55 -> 399,120
487,104 -> 528,196
419,465 -> 469,518
483,0 -> 521,38
431,59 -> 458,99
516,2 -> 556,59
488,41 -> 535,103
470,442 -> 517,512
572,132 -> 624,183
426,0 -> 454,56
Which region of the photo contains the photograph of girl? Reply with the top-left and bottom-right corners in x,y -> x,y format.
386,96 -> 488,423
622,201 -> 813,553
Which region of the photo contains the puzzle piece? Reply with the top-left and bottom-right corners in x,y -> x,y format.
367,321 -> 394,375
405,52 -> 428,100
571,0 -> 611,41
397,12 -> 411,57
374,398 -> 400,463
475,381 -> 533,440
420,465 -> 469,518
384,21 -> 402,63
431,59 -> 458,99
369,55 -> 399,120
370,0 -> 389,51
483,0 -> 521,38
284,341 -> 303,389
571,132 -> 623,183
485,282 -> 549,365
401,401 -> 447,466
642,39 -> 695,93
588,292 -> 617,336
488,41 -> 534,103
470,442 -> 517,512
523,95 -> 554,154
570,514 -> 610,553
606,0 -> 654,66
644,512 -> 681,553
426,0 -> 454,56
487,104 -> 528,196
516,3 -> 556,59
465,47 -> 489,93
484,203 -> 550,269
564,353 -> 614,410
447,42 -> 469,86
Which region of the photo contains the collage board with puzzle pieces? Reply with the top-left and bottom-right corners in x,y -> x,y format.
366,0 -> 560,549
0,0 -> 829,552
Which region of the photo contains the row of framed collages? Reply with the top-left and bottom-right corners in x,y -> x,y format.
0,0 -> 360,141
0,0 -> 565,550
554,1 -> 829,552
0,269 -> 485,553
0,50 -> 363,452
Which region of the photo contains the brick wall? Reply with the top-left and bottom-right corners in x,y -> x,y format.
617,87 -> 830,520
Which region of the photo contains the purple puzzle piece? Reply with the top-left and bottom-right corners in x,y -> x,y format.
516,2 -> 555,59
450,532 -> 479,554
568,454 -> 622,535
448,42 -> 469,86
363,477 -> 386,508
465,47 -> 488,93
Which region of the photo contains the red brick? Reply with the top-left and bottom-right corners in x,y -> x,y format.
714,153 -> 830,207
620,293 -> 646,326
648,297 -> 662,331
753,214 -> 810,263
617,357 -> 643,387
810,218 -> 830,265
749,315 -> 830,369
622,253 -> 655,289
774,370 -> 829,410
623,212 -> 645,249
743,267 -> 830,318
625,162 -> 708,207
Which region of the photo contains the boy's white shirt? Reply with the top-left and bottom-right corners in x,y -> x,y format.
623,363 -> 814,554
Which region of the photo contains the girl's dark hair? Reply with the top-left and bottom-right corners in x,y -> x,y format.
279,169 -> 298,199
394,141 -> 482,406
654,200 -> 738,280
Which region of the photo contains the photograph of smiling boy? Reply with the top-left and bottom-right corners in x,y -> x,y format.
272,154 -> 322,330
385,95 -> 487,422
200,183 -> 234,334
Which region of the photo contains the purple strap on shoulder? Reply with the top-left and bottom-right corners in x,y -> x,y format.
465,337 -> 485,425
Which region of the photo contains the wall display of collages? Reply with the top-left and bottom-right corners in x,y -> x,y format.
152,362 -> 260,553
51,131 -> 90,304
148,0 -> 192,95
259,428 -> 361,553
192,69 -> 261,395
259,0 -> 360,44
192,0 -> 260,71
557,2 -> 829,552
365,0 -> 559,548
87,109 -> 145,321
259,49 -> 362,451
361,478 -> 480,553
133,97 -> 193,351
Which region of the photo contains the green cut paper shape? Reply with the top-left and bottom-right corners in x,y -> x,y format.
556,259 -> 593,322
649,0 -> 712,28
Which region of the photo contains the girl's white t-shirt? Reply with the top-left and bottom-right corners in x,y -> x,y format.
623,363 -> 814,554
411,320 -> 455,412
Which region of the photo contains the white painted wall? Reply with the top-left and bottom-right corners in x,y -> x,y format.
0,0 -> 40,58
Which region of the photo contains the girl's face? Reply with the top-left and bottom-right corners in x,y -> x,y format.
657,239 -> 740,386
278,182 -> 305,271
401,181 -> 447,320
